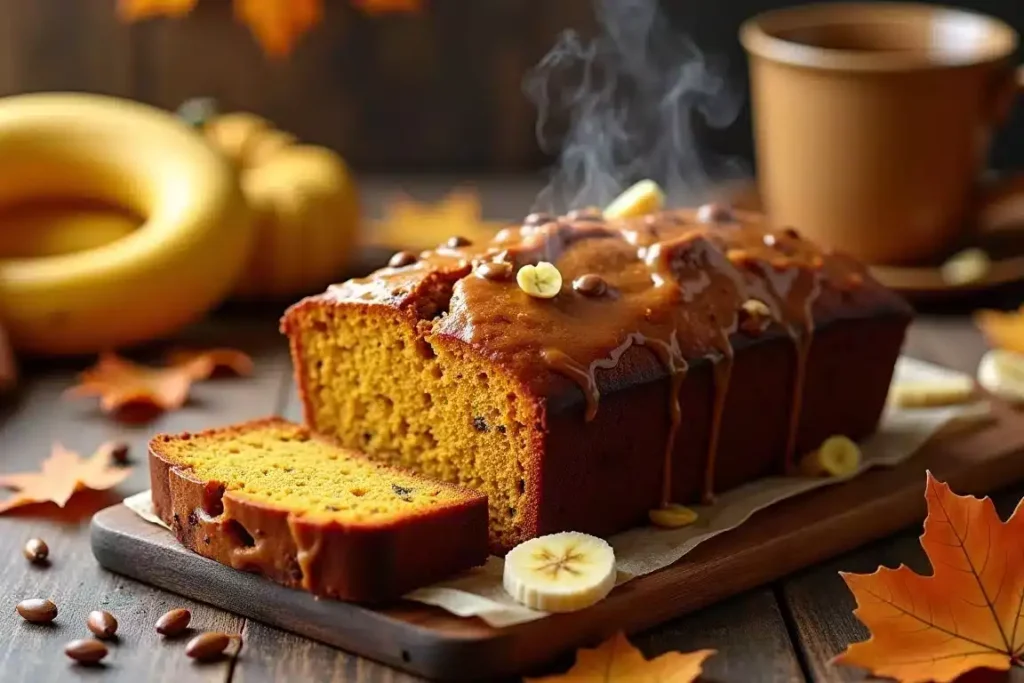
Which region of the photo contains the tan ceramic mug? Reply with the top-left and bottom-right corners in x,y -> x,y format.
741,3 -> 1024,265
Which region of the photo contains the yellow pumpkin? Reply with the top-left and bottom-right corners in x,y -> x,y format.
183,102 -> 361,299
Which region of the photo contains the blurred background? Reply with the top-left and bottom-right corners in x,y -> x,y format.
7,0 -> 1024,175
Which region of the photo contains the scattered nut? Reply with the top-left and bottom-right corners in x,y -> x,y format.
648,504 -> 699,529
23,538 -> 49,564
65,639 -> 108,665
696,203 -> 734,223
156,608 -> 191,636
108,442 -> 130,465
17,598 -> 57,623
573,274 -> 608,297
185,632 -> 236,662
87,610 -> 118,639
941,248 -> 990,286
476,261 -> 513,281
517,262 -> 563,299
445,235 -> 472,248
388,251 -> 417,268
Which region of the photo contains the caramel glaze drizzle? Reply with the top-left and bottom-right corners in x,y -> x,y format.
327,207 -> 869,508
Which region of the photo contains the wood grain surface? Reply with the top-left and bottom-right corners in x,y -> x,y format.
0,0 -> 594,172
0,315 -> 290,683
91,387 -> 1024,680
2,174 -> 1022,680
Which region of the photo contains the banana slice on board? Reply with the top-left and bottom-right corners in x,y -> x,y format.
603,180 -> 665,219
799,435 -> 862,478
978,349 -> 1024,403
503,532 -> 616,613
889,377 -> 976,408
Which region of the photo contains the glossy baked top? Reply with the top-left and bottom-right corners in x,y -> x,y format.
300,204 -> 912,503
323,205 -> 909,385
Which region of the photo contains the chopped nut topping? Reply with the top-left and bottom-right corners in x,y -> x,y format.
573,274 -> 608,297
476,261 -> 514,281
696,203 -> 733,223
388,251 -> 417,268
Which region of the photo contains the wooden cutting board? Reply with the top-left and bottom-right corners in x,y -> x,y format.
91,399 -> 1024,682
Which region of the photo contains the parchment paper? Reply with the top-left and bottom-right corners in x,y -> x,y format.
124,356 -> 987,628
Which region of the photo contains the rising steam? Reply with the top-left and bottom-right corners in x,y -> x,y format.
524,0 -> 745,212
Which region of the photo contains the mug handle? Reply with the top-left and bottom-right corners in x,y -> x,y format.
974,65 -> 1024,233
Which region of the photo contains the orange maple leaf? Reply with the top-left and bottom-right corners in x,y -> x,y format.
371,189 -> 506,253
119,0 -> 323,58
0,443 -> 132,513
164,348 -> 255,378
233,0 -> 322,58
525,632 -> 715,683
117,0 -> 198,20
976,305 -> 1024,355
63,352 -> 215,421
834,472 -> 1024,682
352,0 -> 424,15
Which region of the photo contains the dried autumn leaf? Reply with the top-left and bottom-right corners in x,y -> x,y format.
233,0 -> 322,57
0,443 -> 132,513
64,352 -> 213,420
118,0 -> 322,58
525,632 -> 715,683
371,189 -> 505,253
117,0 -> 198,20
834,472 -> 1024,682
164,348 -> 254,378
352,0 -> 424,15
976,305 -> 1024,356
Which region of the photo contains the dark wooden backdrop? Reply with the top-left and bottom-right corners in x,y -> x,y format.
4,0 -> 1024,173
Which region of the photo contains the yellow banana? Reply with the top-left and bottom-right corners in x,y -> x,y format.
0,93 -> 252,355
0,202 -> 139,258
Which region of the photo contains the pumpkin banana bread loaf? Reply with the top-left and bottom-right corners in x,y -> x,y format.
149,417 -> 488,602
282,205 -> 913,553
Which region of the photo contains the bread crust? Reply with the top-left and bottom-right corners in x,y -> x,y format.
149,418 -> 490,603
281,209 -> 914,552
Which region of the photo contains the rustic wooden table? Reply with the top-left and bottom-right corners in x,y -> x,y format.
2,177 -> 1023,682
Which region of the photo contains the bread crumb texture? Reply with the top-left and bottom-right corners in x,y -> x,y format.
154,420 -> 470,524
293,305 -> 536,550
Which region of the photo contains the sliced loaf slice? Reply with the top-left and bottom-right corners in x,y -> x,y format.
149,417 -> 488,602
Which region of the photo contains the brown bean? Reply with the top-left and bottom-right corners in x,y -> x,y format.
696,203 -> 734,223
16,598 -> 57,623
109,441 -> 130,464
523,212 -> 553,227
185,632 -> 235,662
65,639 -> 107,665
155,608 -> 191,636
23,538 -> 48,564
572,274 -> 608,297
475,261 -> 513,281
387,250 -> 417,268
445,235 -> 472,248
87,610 -> 118,639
